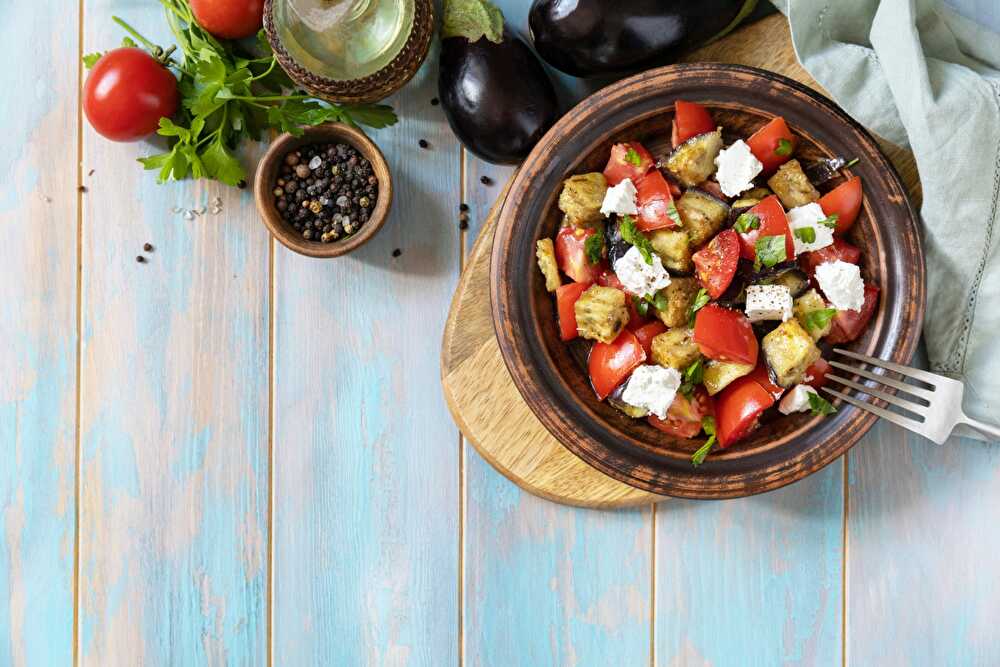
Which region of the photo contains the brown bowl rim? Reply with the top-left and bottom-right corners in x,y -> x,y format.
490,63 -> 926,499
254,123 -> 393,258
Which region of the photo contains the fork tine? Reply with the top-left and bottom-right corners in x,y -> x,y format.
833,348 -> 941,386
827,361 -> 936,401
822,387 -> 925,432
825,374 -> 928,415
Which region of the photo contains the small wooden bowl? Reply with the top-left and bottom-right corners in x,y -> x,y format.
491,63 -> 925,499
254,123 -> 392,258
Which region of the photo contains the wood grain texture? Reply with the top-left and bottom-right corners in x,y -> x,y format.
78,2 -> 269,664
271,53 -> 462,665
0,2 -> 79,665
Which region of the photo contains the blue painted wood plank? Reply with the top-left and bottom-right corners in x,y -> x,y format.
0,2 -> 79,665
271,53 -> 462,665
847,421 -> 1000,665
78,2 -> 269,664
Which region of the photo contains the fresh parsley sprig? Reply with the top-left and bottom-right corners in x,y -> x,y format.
808,391 -> 837,416
803,307 -> 837,334
753,235 -> 787,271
679,358 -> 704,398
584,233 -> 604,265
794,227 -> 816,244
687,288 -> 711,326
774,138 -> 793,156
733,212 -> 760,233
620,215 -> 656,265
624,146 -> 643,166
817,214 -> 839,229
691,416 -> 717,466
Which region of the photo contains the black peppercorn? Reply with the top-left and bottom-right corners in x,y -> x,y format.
143,243 -> 154,252
136,255 -> 146,263
418,139 -> 429,149
431,97 -> 439,106
392,248 -> 402,257
480,176 -> 493,186
459,203 -> 469,212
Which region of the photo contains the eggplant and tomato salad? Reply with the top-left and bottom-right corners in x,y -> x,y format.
535,100 -> 876,465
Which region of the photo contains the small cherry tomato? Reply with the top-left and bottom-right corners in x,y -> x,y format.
603,142 -> 654,186
800,237 -> 862,276
672,100 -> 716,147
746,116 -> 797,173
190,0 -> 265,40
827,284 -> 880,344
693,304 -> 759,367
589,330 -> 646,400
648,388 -> 715,439
555,226 -> 603,283
635,170 -> 681,231
715,375 -> 776,446
693,230 -> 740,299
819,176 -> 863,235
632,321 -> 667,358
556,282 -> 591,341
83,48 -> 179,142
736,195 -> 795,262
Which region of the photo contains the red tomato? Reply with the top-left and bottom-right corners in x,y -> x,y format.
746,116 -> 797,173
737,195 -> 795,262
595,270 -> 649,328
803,358 -> 832,389
83,48 -> 179,142
827,284 -> 880,344
800,237 -> 862,276
589,330 -> 647,400
819,177 -> 863,235
556,282 -> 591,341
746,361 -> 785,400
648,388 -> 715,439
693,305 -> 759,367
555,226 -> 602,283
635,171 -> 681,231
715,375 -> 776,446
603,142 -> 655,186
633,321 -> 667,358
191,0 -> 265,39
672,100 -> 716,147
693,230 -> 740,299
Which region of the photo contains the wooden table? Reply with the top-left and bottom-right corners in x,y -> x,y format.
3,1 -> 999,665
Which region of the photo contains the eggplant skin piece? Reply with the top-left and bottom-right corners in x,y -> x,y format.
529,0 -> 752,77
439,28 -> 560,165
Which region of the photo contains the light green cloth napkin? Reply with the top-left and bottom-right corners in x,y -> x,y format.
772,0 -> 1000,438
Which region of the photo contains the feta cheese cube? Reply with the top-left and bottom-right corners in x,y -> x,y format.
621,365 -> 683,420
600,178 -> 638,217
745,284 -> 793,322
613,246 -> 671,298
815,260 -> 865,311
714,140 -> 763,197
787,202 -> 835,255
778,384 -> 819,415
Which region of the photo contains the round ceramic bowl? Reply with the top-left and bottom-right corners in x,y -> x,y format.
254,123 -> 392,259
491,64 -> 925,499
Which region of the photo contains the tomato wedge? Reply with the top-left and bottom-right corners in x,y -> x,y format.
589,330 -> 647,400
819,176 -> 863,235
632,321 -> 667,358
635,170 -> 681,231
746,361 -> 785,400
803,358 -> 832,389
555,226 -> 602,283
736,195 -> 795,262
715,375 -> 776,446
648,388 -> 715,439
800,237 -> 862,276
693,305 -> 759,366
556,282 -> 591,341
827,284 -> 880,344
603,142 -> 655,186
746,116 -> 797,173
672,100 -> 716,147
693,230 -> 740,299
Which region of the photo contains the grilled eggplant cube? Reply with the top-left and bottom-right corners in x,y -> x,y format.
535,238 -> 561,292
703,360 -> 754,396
649,228 -> 693,274
666,129 -> 724,187
732,187 -> 773,210
763,319 -> 822,387
677,189 -> 731,248
608,383 -> 650,418
794,288 -> 833,340
654,277 -> 700,328
767,159 -> 820,209
574,285 -> 628,343
558,172 -> 608,226
650,328 -> 701,371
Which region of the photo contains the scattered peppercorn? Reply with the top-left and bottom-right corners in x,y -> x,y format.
88,168 -> 95,176
78,185 -> 88,193
418,139 -> 429,149
480,175 -> 494,186
459,203 -> 469,212
392,248 -> 402,258
459,220 -> 469,231
143,243 -> 154,252
430,97 -> 439,106
136,255 -> 146,263
273,143 -> 379,244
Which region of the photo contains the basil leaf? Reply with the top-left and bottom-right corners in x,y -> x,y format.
620,215 -> 655,265
818,214 -> 839,229
808,391 -> 837,416
666,200 -> 683,227
754,235 -> 787,270
684,358 -> 704,385
775,138 -> 793,156
691,420 -> 717,466
687,288 -> 711,326
733,212 -> 760,233
803,307 -> 837,333
584,233 -> 604,265
625,146 -> 643,166
651,290 -> 669,312
794,226 -> 816,244
634,296 -> 650,318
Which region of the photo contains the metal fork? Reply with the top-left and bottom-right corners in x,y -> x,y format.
822,348 -> 1000,444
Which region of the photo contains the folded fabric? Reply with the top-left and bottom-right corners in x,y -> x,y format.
772,0 -> 1000,439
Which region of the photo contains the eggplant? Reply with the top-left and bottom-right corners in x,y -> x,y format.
604,216 -> 631,267
528,0 -> 759,77
439,0 -> 560,165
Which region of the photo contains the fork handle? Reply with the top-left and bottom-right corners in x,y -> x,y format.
962,416 -> 1000,442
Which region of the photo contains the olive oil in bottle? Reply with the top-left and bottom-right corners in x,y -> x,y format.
273,0 -> 415,80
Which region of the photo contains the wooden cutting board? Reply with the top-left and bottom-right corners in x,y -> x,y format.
440,14 -> 919,509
